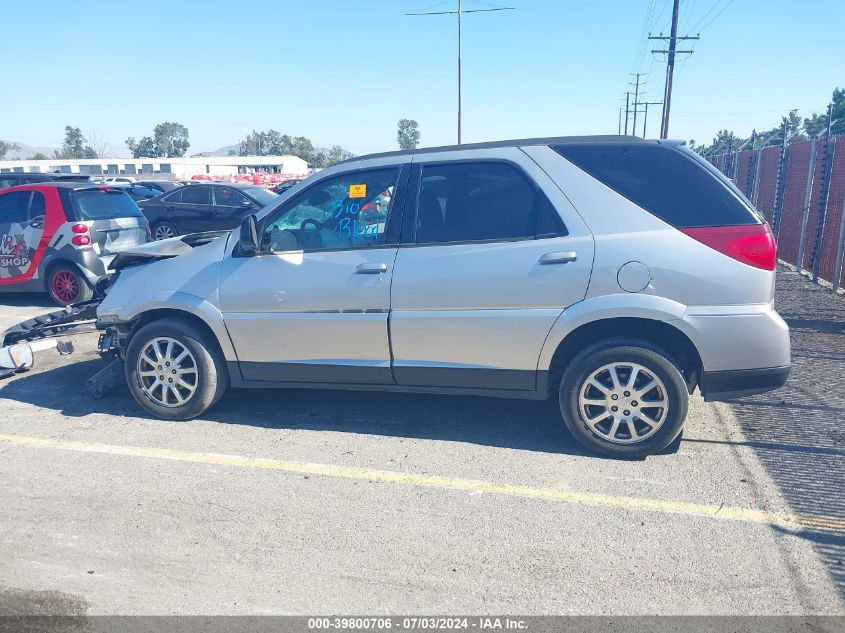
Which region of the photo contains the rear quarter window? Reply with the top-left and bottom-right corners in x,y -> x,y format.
551,143 -> 761,228
69,189 -> 143,220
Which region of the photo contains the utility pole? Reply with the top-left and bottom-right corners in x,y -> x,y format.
457,0 -> 462,144
649,0 -> 699,139
630,74 -> 644,137
407,1 -> 514,144
618,106 -> 622,135
640,101 -> 663,137
624,92 -> 630,135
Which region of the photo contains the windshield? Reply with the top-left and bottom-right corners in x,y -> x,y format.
239,186 -> 278,206
70,189 -> 144,220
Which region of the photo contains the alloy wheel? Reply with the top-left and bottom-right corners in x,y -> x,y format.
154,224 -> 175,240
51,270 -> 80,304
577,362 -> 669,444
137,337 -> 199,407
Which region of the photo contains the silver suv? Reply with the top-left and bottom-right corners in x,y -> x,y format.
96,136 -> 790,457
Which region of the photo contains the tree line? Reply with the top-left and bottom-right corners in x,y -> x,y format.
689,87 -> 844,156
235,130 -> 347,168
2,118 -> 425,164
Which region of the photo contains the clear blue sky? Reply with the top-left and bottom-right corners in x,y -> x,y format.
2,0 -> 842,156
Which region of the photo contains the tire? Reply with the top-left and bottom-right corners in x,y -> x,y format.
152,221 -> 178,241
559,338 -> 689,458
47,264 -> 93,306
125,318 -> 228,420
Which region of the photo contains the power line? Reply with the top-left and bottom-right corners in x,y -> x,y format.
628,0 -> 658,76
696,0 -> 735,32
624,0 -> 674,121
686,0 -> 731,33
679,0 -> 697,32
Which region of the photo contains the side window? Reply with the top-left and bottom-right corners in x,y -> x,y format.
414,162 -> 565,245
29,192 -> 46,219
261,167 -> 400,252
0,191 -> 32,224
133,186 -> 154,198
214,187 -> 248,207
551,144 -> 761,227
0,177 -> 17,190
180,186 -> 210,205
161,189 -> 182,204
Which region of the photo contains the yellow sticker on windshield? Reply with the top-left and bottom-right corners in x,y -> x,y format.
349,184 -> 367,198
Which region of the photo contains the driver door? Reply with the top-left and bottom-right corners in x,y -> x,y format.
219,163 -> 408,384
0,189 -> 45,285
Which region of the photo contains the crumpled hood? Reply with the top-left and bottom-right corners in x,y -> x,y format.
109,231 -> 229,271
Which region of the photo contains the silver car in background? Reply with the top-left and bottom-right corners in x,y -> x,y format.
96,136 -> 790,457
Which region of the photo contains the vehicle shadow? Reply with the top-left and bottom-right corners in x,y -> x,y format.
0,356 -> 623,458
715,270 -> 845,598
0,293 -> 55,309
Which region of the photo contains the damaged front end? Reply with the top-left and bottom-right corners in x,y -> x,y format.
0,300 -> 98,379
2,230 -> 230,393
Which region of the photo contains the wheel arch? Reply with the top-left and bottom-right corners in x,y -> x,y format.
42,257 -> 93,290
545,316 -> 703,393
117,295 -> 238,366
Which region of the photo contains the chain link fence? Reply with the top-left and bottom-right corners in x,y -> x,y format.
708,135 -> 845,292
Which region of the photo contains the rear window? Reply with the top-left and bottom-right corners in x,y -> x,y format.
552,143 -> 761,228
69,189 -> 143,220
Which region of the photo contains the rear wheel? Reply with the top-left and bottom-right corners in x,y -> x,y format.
152,221 -> 178,241
125,318 -> 228,420
47,265 -> 93,306
559,338 -> 688,458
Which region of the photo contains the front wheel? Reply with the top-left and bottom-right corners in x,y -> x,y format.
559,339 -> 689,458
125,318 -> 228,420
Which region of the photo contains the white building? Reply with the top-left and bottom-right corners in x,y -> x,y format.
0,155 -> 309,181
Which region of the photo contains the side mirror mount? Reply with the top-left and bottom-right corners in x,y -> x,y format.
238,214 -> 259,256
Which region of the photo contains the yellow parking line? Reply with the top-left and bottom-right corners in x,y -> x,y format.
1,432 -> 843,531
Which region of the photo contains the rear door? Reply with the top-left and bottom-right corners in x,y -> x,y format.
389,148 -> 594,391
170,185 -> 212,233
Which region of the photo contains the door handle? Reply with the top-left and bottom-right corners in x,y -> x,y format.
539,251 -> 577,265
354,262 -> 388,274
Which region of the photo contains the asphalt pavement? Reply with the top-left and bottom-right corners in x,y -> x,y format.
0,268 -> 843,615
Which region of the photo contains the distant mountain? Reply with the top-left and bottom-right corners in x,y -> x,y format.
192,144 -> 240,157
2,142 -> 60,160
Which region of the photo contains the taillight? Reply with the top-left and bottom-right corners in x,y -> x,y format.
680,224 -> 776,271
71,223 -> 91,246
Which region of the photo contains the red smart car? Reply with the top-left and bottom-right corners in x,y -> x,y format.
0,182 -> 149,305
